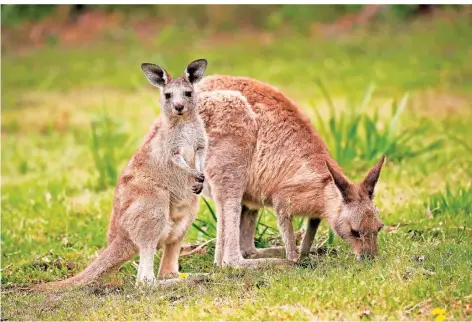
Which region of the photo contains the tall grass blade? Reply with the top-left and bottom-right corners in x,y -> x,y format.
202,197 -> 217,222
192,221 -> 215,239
388,92 -> 409,138
327,229 -> 335,246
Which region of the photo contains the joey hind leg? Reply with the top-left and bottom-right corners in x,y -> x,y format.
158,240 -> 210,280
158,240 -> 181,279
137,247 -> 158,284
126,194 -> 169,285
159,198 -> 199,278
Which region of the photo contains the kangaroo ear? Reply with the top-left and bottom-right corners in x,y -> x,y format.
326,161 -> 353,203
184,58 -> 207,84
141,63 -> 170,88
362,155 -> 386,199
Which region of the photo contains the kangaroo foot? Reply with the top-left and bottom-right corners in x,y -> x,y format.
244,247 -> 286,259
222,258 -> 294,268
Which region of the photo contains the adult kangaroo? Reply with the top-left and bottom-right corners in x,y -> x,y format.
196,76 -> 385,267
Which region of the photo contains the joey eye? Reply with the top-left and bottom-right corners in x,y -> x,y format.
351,229 -> 361,238
377,224 -> 384,232
184,91 -> 192,98
165,93 -> 172,100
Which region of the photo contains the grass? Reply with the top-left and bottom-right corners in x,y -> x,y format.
426,185 -> 472,217
2,12 -> 472,320
89,111 -> 137,190
312,81 -> 443,170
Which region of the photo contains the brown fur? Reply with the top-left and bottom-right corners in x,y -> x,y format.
31,60 -> 209,290
197,76 -> 385,265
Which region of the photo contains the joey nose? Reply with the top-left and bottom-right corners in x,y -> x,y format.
174,105 -> 184,112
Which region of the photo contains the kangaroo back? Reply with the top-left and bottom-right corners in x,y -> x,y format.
198,90 -> 257,140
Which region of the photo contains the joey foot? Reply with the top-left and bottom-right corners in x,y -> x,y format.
158,272 -> 210,279
156,273 -> 211,286
158,272 -> 179,279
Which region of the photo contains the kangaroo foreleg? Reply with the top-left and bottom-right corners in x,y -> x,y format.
240,206 -> 258,258
299,218 -> 321,259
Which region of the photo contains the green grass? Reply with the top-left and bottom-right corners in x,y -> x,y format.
89,111 -> 138,190
312,81 -> 443,170
2,13 -> 472,320
426,185 -> 472,217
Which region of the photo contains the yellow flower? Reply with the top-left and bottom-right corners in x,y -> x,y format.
432,308 -> 446,316
434,314 -> 446,322
178,273 -> 189,279
432,308 -> 446,321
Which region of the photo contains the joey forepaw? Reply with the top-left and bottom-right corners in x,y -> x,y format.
192,182 -> 204,194
194,171 -> 205,183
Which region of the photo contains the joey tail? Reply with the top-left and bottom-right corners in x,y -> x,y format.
31,236 -> 137,290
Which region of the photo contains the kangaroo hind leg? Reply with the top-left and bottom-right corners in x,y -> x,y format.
211,177 -> 293,268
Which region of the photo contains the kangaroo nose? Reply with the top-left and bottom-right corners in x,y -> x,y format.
175,105 -> 184,112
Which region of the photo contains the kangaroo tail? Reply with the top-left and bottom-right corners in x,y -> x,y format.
31,236 -> 137,291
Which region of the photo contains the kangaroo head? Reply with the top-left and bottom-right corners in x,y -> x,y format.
326,155 -> 385,260
141,59 -> 208,119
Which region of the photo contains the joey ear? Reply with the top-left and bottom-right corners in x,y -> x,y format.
184,58 -> 207,84
326,161 -> 353,202
141,63 -> 170,88
362,154 -> 386,199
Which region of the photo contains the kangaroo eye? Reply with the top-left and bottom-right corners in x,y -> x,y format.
184,91 -> 192,98
351,229 -> 361,238
165,93 -> 172,100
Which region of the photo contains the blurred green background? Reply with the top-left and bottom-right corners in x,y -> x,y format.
1,4 -> 471,321
0,4 -> 449,28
